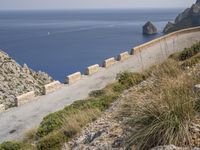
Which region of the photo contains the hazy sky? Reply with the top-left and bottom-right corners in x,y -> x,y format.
0,0 -> 196,10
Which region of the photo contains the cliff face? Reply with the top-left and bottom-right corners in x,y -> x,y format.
0,50 -> 53,108
163,0 -> 200,33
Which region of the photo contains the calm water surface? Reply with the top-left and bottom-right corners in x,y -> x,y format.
0,9 -> 183,81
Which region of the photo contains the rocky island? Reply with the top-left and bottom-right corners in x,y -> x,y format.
163,0 -> 200,33
0,50 -> 53,109
143,21 -> 158,35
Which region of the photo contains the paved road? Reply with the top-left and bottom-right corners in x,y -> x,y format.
0,31 -> 200,142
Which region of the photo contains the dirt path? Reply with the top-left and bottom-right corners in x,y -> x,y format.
0,31 -> 200,142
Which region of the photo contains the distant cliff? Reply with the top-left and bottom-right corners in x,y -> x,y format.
0,50 -> 53,109
163,0 -> 200,33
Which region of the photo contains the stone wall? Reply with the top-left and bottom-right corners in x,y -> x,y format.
85,64 -> 101,75
65,72 -> 81,84
15,91 -> 35,106
0,104 -> 5,112
43,81 -> 63,95
131,26 -> 200,54
102,57 -> 117,68
117,51 -> 130,61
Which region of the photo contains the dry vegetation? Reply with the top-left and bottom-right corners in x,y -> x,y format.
123,42 -> 200,149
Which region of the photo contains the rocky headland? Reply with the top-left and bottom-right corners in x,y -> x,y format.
0,50 -> 53,109
163,0 -> 200,33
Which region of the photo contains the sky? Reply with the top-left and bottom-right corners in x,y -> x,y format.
0,0 -> 196,10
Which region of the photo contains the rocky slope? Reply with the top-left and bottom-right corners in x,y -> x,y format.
163,0 -> 200,33
0,50 -> 53,109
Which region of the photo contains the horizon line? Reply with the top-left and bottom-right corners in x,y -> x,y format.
0,7 -> 187,11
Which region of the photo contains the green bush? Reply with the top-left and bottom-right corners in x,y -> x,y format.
0,141 -> 23,150
170,42 -> 200,61
37,131 -> 67,150
37,95 -> 117,138
89,90 -> 106,97
113,83 -> 126,93
36,110 -> 67,138
116,72 -> 146,88
181,53 -> 200,68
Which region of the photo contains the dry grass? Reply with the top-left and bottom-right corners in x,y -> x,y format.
124,59 -> 200,150
36,108 -> 101,150
23,128 -> 38,143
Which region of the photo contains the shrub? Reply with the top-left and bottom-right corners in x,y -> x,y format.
113,83 -> 126,93
36,110 -> 67,138
0,141 -> 31,150
170,42 -> 200,61
23,128 -> 38,143
126,74 -> 196,150
89,90 -> 106,97
36,94 -> 117,138
36,131 -> 66,150
146,59 -> 181,78
116,72 -> 146,88
181,53 -> 200,68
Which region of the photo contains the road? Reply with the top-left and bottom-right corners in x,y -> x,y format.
0,30 -> 200,142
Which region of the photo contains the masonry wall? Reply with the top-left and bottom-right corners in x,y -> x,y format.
0,104 -> 5,112
15,91 -> 35,106
43,81 -> 63,95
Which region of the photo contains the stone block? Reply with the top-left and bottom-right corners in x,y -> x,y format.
117,51 -> 130,61
102,57 -> 117,68
44,81 -> 63,95
85,64 -> 100,75
0,104 -> 5,112
15,91 -> 35,106
65,72 -> 81,84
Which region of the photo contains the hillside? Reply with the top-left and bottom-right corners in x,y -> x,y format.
0,51 -> 53,109
163,0 -> 200,33
0,42 -> 199,150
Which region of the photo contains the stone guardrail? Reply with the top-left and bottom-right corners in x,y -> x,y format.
43,81 -> 63,95
131,26 -> 200,54
0,104 -> 5,112
65,72 -> 81,84
117,51 -> 130,61
102,57 -> 118,68
15,91 -> 36,106
85,64 -> 101,75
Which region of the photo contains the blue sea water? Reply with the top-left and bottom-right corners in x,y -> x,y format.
0,9 -> 183,82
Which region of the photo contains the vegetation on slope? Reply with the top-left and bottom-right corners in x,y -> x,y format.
124,42 -> 200,149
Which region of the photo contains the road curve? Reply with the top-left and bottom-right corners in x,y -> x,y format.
0,29 -> 200,142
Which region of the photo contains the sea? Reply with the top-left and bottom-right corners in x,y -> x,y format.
0,9 -> 183,82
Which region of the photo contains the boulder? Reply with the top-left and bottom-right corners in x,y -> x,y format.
151,145 -> 200,150
163,0 -> 200,33
143,21 -> 158,35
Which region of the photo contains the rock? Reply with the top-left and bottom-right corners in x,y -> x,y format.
150,145 -> 195,150
194,84 -> 200,97
84,130 -> 104,144
111,137 -> 123,148
143,21 -> 158,35
163,0 -> 200,33
0,50 -> 53,109
163,22 -> 175,33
